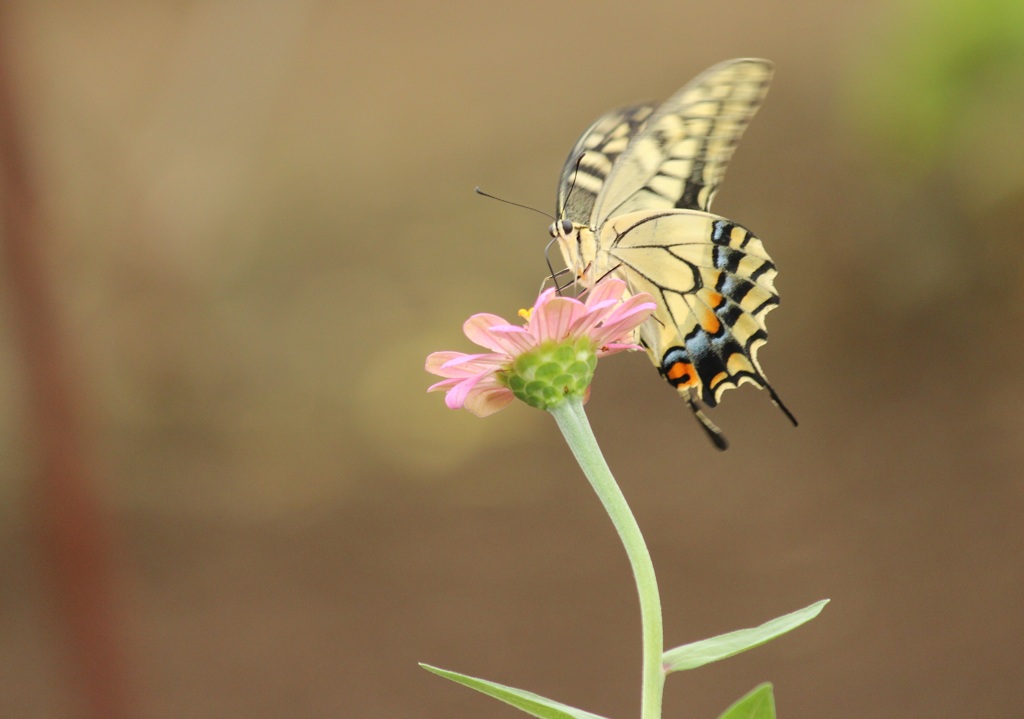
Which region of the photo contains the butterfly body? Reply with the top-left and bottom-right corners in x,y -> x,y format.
548,58 -> 795,445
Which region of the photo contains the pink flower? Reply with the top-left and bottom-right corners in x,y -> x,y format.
426,279 -> 656,416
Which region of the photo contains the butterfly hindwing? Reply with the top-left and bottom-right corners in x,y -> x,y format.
597,210 -> 778,406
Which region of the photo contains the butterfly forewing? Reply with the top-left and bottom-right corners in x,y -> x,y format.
589,59 -> 773,225
556,104 -> 654,225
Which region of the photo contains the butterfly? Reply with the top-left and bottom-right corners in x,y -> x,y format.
548,58 -> 796,449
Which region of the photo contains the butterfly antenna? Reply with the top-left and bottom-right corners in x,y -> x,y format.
686,396 -> 729,451
474,187 -> 552,220
766,384 -> 798,427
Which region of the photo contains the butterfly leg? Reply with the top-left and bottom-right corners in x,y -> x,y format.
542,266 -> 575,295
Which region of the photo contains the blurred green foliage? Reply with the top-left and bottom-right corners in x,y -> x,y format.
846,0 -> 1024,207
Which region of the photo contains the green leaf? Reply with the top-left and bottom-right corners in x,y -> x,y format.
717,683 -> 775,719
662,599 -> 828,673
420,664 -> 611,719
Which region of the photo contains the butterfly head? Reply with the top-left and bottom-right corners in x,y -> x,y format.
548,218 -> 592,284
548,218 -> 574,239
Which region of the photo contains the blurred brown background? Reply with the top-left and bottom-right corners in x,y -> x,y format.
1,0 -> 1022,717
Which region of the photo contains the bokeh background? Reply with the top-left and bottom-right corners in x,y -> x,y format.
2,0 -> 1023,717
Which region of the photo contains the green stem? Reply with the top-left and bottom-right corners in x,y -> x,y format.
550,398 -> 664,719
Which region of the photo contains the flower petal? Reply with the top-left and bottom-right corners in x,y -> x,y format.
425,351 -> 480,376
426,377 -> 462,393
567,299 -> 620,336
568,289 -> 654,340
531,287 -> 560,309
484,325 -> 536,355
530,296 -> 587,342
426,351 -> 505,378
596,341 -> 645,357
590,301 -> 656,346
443,373 -> 486,410
445,369 -> 511,412
463,385 -> 515,417
585,278 -> 629,307
462,313 -> 515,352
425,351 -> 465,373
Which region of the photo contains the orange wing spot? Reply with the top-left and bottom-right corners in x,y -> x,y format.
706,291 -> 724,308
665,361 -> 696,387
700,308 -> 722,335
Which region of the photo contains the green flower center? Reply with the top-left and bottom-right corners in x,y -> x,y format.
499,336 -> 598,411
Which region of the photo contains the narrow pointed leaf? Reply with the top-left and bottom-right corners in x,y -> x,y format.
718,683 -> 775,719
420,664 -> 610,719
663,599 -> 828,673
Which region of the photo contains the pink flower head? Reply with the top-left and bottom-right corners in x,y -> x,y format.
426,278 -> 656,416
